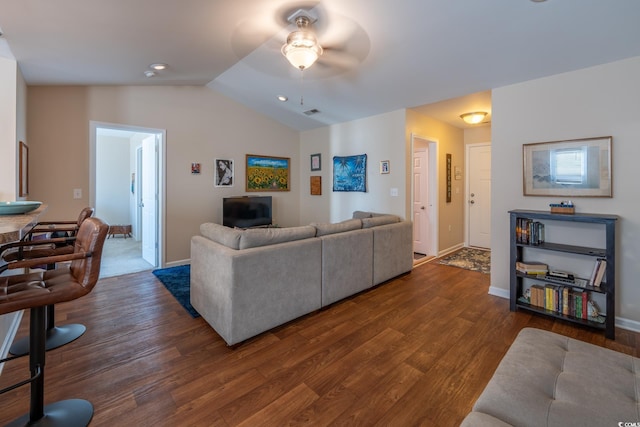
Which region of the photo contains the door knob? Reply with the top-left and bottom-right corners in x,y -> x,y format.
470,200 -> 475,204
420,206 -> 425,210
470,193 -> 475,197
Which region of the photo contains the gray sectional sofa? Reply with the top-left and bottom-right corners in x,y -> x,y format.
190,212 -> 413,346
462,327 -> 640,427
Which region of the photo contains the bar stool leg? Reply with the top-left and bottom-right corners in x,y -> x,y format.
5,307 -> 93,427
9,304 -> 86,356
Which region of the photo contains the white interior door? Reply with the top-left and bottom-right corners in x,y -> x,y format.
468,144 -> 491,248
141,135 -> 158,266
413,147 -> 430,255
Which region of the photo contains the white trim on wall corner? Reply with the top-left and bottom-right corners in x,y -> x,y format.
0,310 -> 23,375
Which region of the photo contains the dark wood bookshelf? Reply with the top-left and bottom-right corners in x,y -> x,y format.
509,209 -> 617,339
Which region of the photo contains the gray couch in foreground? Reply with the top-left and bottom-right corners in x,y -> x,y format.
190,212 -> 413,346
461,327 -> 640,427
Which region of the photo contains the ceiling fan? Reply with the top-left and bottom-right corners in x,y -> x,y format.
230,5 -> 370,79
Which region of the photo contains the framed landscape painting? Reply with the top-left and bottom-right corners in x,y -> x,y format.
246,154 -> 290,191
523,136 -> 612,197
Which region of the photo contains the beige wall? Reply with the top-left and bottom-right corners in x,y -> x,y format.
464,125 -> 491,145
406,109 -> 465,253
491,56 -> 640,327
27,85 -> 299,263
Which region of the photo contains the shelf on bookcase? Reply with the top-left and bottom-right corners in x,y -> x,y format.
515,271 -> 607,294
515,301 -> 606,329
516,241 -> 606,257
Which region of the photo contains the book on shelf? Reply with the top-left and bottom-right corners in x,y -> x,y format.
591,259 -> 607,288
516,261 -> 549,275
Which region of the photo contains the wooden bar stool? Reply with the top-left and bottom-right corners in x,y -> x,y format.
0,217 -> 108,427
0,207 -> 94,355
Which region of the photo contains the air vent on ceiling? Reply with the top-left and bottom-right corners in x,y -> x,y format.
303,108 -> 320,116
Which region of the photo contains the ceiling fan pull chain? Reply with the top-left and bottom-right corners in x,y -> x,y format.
300,70 -> 304,106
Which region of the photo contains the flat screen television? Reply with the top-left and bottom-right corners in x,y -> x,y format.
223,196 -> 272,228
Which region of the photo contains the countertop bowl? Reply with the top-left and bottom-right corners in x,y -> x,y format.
0,201 -> 42,215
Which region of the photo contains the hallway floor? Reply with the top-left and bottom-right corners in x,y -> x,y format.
100,236 -> 154,278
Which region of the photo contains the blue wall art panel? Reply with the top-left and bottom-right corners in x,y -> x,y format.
333,154 -> 367,192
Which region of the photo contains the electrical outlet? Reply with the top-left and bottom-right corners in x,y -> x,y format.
73,188 -> 82,199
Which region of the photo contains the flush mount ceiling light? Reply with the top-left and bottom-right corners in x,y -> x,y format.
150,63 -> 167,71
281,14 -> 323,70
144,70 -> 156,78
460,112 -> 488,125
277,95 -> 288,102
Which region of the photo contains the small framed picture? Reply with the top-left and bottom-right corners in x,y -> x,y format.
191,162 -> 201,174
380,160 -> 390,174
215,159 -> 234,187
311,153 -> 321,171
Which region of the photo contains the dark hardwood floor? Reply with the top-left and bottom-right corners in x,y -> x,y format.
2,261 -> 639,426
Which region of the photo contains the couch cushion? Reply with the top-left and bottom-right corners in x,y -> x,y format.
352,210 -> 373,219
239,225 -> 316,249
200,223 -> 243,249
362,215 -> 400,228
312,218 -> 362,237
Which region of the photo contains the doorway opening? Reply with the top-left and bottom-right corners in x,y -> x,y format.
411,134 -> 438,265
89,121 -> 165,277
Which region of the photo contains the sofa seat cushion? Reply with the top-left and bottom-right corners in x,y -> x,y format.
362,214 -> 400,229
200,223 -> 243,249
239,225 -> 316,250
470,327 -> 640,427
312,218 -> 362,237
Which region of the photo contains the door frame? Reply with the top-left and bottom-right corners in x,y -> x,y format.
89,120 -> 166,268
465,141 -> 491,248
410,134 -> 439,257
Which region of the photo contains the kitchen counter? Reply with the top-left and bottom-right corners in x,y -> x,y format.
0,204 -> 48,244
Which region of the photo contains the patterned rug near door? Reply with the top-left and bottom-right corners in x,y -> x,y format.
152,265 -> 200,318
437,248 -> 491,274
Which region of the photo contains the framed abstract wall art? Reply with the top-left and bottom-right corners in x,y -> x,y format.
332,154 -> 367,192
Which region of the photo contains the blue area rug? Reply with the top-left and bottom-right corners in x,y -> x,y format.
152,265 -> 199,318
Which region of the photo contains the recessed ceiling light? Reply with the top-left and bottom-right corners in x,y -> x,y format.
144,70 -> 156,78
277,95 -> 288,102
150,63 -> 167,71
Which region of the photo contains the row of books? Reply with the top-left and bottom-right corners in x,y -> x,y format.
515,218 -> 545,245
528,284 -> 590,319
589,258 -> 607,287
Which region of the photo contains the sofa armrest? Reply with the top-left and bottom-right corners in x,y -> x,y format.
372,220 -> 413,285
460,412 -> 514,427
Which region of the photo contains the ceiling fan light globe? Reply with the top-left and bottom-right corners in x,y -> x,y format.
282,29 -> 323,70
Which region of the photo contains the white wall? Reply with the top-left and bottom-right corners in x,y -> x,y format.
96,135 -> 132,225
491,56 -> 640,327
299,109 -> 407,224
0,57 -> 17,201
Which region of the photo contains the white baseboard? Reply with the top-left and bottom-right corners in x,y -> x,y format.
488,286 -> 510,299
437,243 -> 465,258
163,259 -> 190,268
0,311 -> 23,376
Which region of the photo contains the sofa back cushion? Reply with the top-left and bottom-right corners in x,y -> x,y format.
239,225 -> 316,249
312,218 -> 362,237
362,215 -> 401,229
200,223 -> 243,249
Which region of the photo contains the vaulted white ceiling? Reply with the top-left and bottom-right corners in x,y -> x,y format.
2,0 -> 639,130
